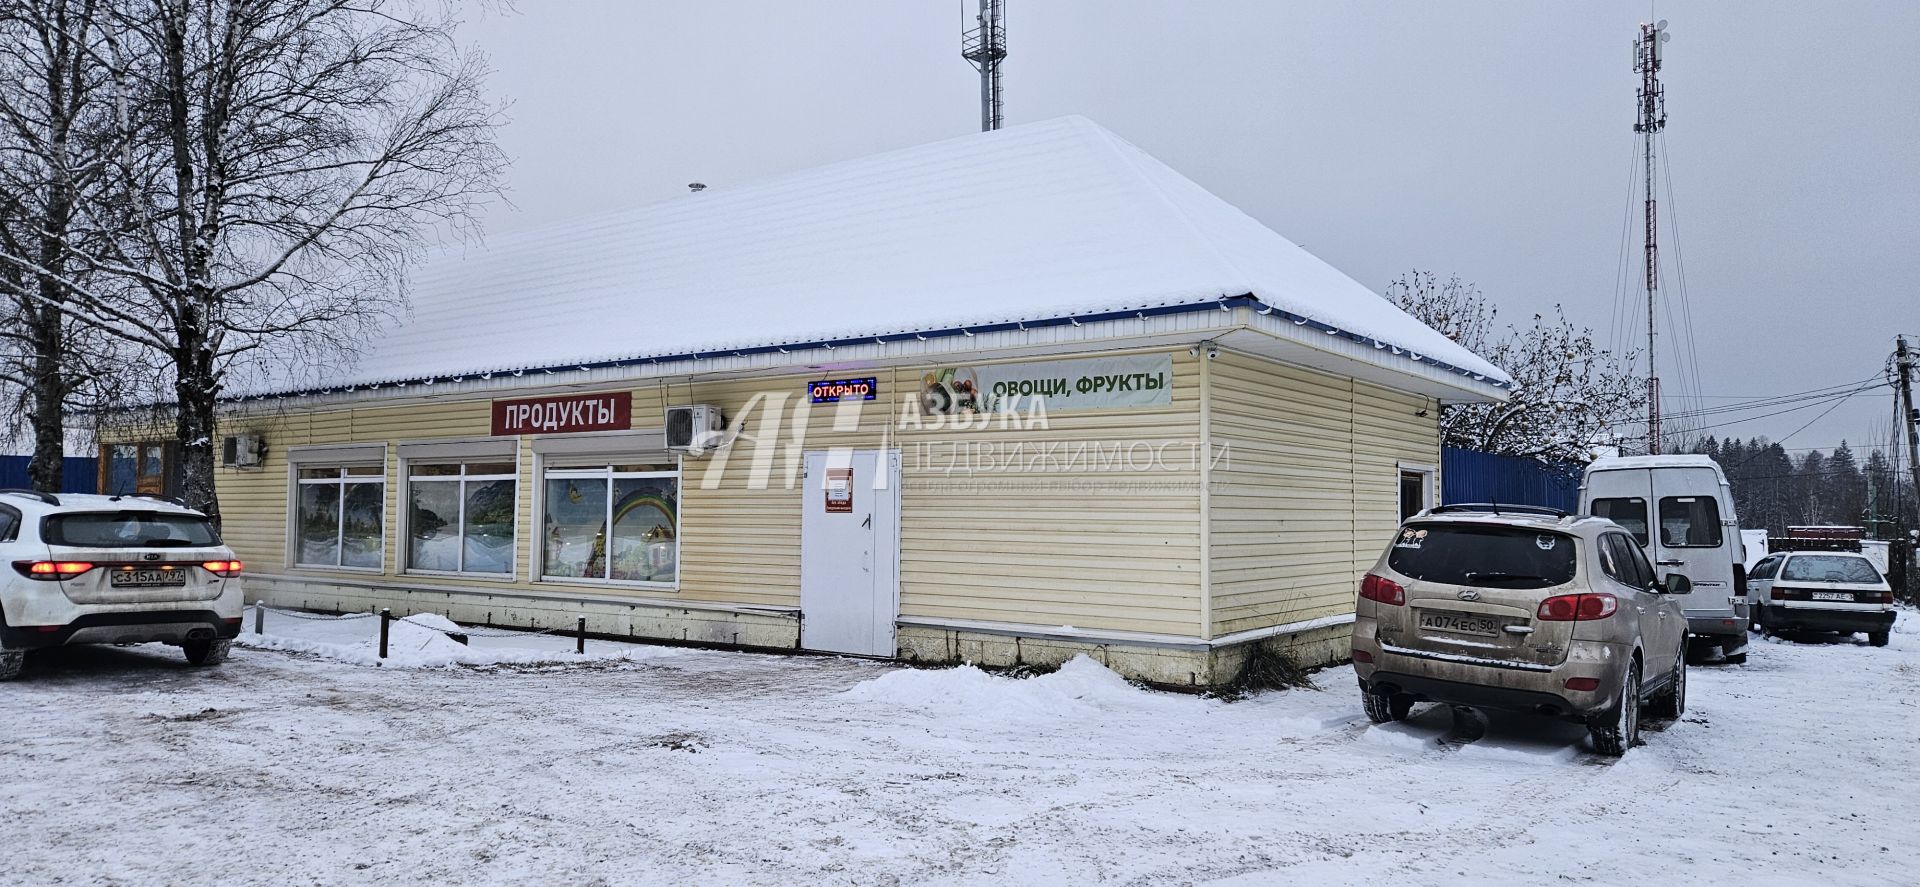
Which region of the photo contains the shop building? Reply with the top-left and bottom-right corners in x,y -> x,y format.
191,116 -> 1509,686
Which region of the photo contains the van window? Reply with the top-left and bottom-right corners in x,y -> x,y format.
1658,496 -> 1723,548
1781,555 -> 1882,584
1386,524 -> 1577,590
1591,498 -> 1649,546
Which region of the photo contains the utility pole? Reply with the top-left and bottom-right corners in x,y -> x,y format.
1897,336 -> 1920,522
962,0 -> 1008,132
1634,20 -> 1671,454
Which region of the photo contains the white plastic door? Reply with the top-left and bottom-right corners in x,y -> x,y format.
800,449 -> 900,656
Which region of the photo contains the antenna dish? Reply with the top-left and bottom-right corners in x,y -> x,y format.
1661,31 -> 1672,43
1656,19 -> 1668,30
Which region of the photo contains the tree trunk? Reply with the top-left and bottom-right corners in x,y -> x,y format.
27,310 -> 66,493
173,325 -> 219,525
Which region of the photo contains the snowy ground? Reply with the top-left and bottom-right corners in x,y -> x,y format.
0,610 -> 1914,886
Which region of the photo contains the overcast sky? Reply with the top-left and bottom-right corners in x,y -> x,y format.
458,1 -> 1919,456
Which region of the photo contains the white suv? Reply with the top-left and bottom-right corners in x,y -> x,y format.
0,490 -> 245,679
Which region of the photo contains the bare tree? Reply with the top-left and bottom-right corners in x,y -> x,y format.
1,0 -> 504,518
0,0 -> 126,492
1388,271 -> 1646,464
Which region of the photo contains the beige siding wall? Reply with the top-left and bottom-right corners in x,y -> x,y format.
896,351 -> 1204,636
207,347 -> 1205,637
1206,350 -> 1440,636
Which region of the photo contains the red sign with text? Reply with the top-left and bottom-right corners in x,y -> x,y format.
491,392 -> 632,436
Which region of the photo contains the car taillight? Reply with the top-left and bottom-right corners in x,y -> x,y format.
200,560 -> 243,578
1537,593 -> 1618,621
1351,649 -> 1374,663
1770,588 -> 1785,600
1564,677 -> 1601,691
13,560 -> 96,579
1359,573 -> 1406,606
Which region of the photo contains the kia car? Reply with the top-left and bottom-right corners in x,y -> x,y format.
0,490 -> 244,679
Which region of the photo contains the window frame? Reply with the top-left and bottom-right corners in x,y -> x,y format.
535,458 -> 682,590
402,460 -> 521,580
288,457 -> 387,573
1397,462 -> 1436,523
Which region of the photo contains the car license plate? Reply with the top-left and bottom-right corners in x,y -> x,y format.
1810,591 -> 1852,602
1418,611 -> 1501,637
108,568 -> 187,588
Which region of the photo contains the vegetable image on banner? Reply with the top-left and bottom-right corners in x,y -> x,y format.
918,354 -> 1174,415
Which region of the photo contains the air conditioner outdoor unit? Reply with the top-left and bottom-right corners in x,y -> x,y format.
664,404 -> 725,454
222,433 -> 264,468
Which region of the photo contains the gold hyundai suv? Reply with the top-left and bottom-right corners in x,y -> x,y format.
1350,506 -> 1691,756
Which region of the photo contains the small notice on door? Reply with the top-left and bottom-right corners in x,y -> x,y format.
825,467 -> 853,513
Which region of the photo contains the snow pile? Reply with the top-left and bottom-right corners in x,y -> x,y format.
237,606 -> 683,669
840,654 -> 1161,719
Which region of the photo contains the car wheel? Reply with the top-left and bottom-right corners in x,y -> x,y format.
0,650 -> 22,681
1588,662 -> 1641,757
1868,631 -> 1890,648
183,639 -> 231,667
1648,656 -> 1686,720
1362,690 -> 1413,724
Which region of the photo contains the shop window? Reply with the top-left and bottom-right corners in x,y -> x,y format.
99,442 -> 176,497
541,462 -> 678,585
296,465 -> 385,569
407,462 -> 517,575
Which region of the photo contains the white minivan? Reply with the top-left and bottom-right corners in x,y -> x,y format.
1580,455 -> 1748,663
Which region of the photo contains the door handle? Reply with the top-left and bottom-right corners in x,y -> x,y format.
1656,560 -> 1684,567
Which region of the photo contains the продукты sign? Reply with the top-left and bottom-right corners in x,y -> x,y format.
491,392 -> 632,436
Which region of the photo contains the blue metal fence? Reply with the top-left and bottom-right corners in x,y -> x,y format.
1440,447 -> 1580,513
0,456 -> 98,494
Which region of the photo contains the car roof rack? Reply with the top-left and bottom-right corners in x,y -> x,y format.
1428,502 -> 1568,518
107,493 -> 187,507
0,488 -> 60,506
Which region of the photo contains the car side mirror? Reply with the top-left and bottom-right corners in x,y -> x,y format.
1662,574 -> 1692,595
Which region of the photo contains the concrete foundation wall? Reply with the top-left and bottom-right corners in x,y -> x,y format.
245,575 -> 801,652
248,577 -> 1353,689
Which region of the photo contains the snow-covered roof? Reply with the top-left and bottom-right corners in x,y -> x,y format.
255,115 -> 1508,397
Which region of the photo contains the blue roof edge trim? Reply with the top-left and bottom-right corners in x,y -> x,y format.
230,294 -> 1510,403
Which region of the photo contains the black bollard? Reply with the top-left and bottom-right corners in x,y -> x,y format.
576,616 -> 586,655
378,608 -> 391,659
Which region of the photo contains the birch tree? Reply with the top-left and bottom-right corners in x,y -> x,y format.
2,0 -> 504,518
0,0 -> 122,491
1387,271 -> 1646,464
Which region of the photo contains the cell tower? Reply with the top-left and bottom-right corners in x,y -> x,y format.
1634,20 -> 1671,454
962,0 -> 1007,132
